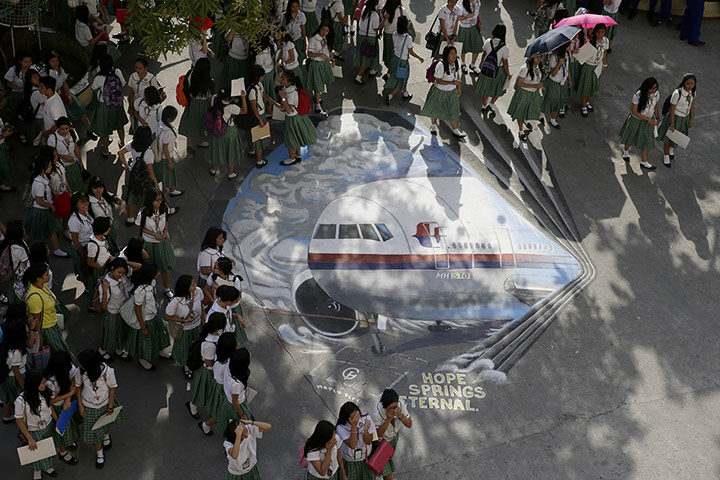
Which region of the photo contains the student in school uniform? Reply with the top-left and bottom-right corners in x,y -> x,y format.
575,23 -> 608,117
206,332 -> 238,432
68,191 -> 94,290
86,216 -> 113,302
223,418 -> 272,480
619,77 -> 660,170
304,420 -> 346,480
278,70 -> 318,166
329,0 -> 348,59
507,55 -> 545,141
306,24 -> 335,113
302,0 -> 320,36
208,87 -> 248,180
342,0 -> 355,33
24,70 -> 46,146
24,154 -> 68,257
76,349 -> 127,469
475,24 -> 511,113
541,43 -> 572,130
223,348 -> 256,424
276,29 -> 305,84
118,236 -> 148,280
336,402 -> 376,480
381,0 -> 407,71
75,6 -> 111,57
117,126 -> 161,226
602,0 -> 621,50
47,151 -> 73,241
456,0 -> 483,74
89,53 -> 128,158
135,188 -> 176,297
46,351 -> 81,457
0,117 -> 15,191
99,258 -> 130,361
283,1 -> 308,65
434,0 -> 462,59
132,85 -> 162,136
197,226 -> 232,289
39,76 -> 68,144
247,67 -> 281,169
371,389 -> 412,480
420,45 -> 466,138
209,285 -> 247,343
384,16 -> 424,105
353,0 -> 385,85
179,57 -> 215,152
255,35 -> 279,116
88,176 -> 126,255
188,31 -> 214,67
2,51 -> 34,139
127,57 -> 162,132
47,117 -> 87,192
165,274 -> 205,379
1,314 -> 31,423
657,73 -> 696,168
155,105 -> 182,196
125,264 -> 172,370
189,313 -> 226,432
222,32 -> 250,87
0,222 -> 29,305
41,51 -> 92,129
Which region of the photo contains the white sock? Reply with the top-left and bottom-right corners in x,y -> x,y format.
388,94 -> 394,100
403,91 -> 411,97
202,422 -> 211,434
103,433 -> 110,441
622,150 -> 630,159
669,147 -> 674,155
663,155 -> 670,163
355,75 -> 362,82
33,471 -> 42,480
641,161 -> 652,167
550,118 -> 559,126
190,403 -> 198,415
96,449 -> 104,459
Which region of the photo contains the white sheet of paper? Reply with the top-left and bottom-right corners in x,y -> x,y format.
32,131 -> 42,147
92,405 -> 123,430
17,438 -> 56,466
56,313 -> 64,330
574,42 -> 597,65
503,75 -> 511,92
666,128 -> 690,149
653,125 -> 658,139
230,78 -> 246,97
272,108 -> 286,121
594,63 -> 603,79
332,65 -> 343,78
246,387 -> 257,405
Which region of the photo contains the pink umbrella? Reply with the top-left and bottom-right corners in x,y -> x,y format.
555,13 -> 618,29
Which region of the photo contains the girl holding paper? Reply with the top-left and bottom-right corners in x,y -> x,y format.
657,73 -> 696,167
384,16 -> 424,105
208,87 -> 247,180
255,36 -> 279,116
247,66 -> 281,169
306,23 -> 335,113
76,349 -> 127,469
223,418 -> 272,480
46,351 -> 81,459
619,77 -> 660,170
1,312 -> 31,423
575,24 -> 608,117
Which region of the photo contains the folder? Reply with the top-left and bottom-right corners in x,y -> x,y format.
55,400 -> 78,436
251,123 -> 271,143
92,405 -> 123,430
17,437 -> 56,466
272,108 -> 286,121
665,128 -> 690,149
574,42 -> 597,65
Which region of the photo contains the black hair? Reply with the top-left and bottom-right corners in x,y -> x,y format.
13,50 -> 31,76
23,69 -> 40,101
284,0 -> 300,25
54,116 -> 78,143
106,257 -> 128,275
362,0 -> 379,18
210,87 -> 231,117
174,274 -> 193,298
78,349 -> 104,383
676,73 -> 697,96
161,105 -> 178,135
46,351 -> 73,396
224,418 -> 242,443
134,56 -> 149,68
132,124 -> 153,153
441,45 -> 458,75
637,77 -> 658,114
23,370 -> 51,416
130,263 -> 159,292
590,23 -> 606,47
282,68 -> 304,90
259,34 -> 277,58
384,0 -> 402,22
139,188 -> 168,231
5,304 -> 26,323
380,388 -> 399,408
143,85 -> 161,107
525,57 -> 539,81
397,16 -> 409,35
311,23 -> 335,54
89,44 -> 108,71
214,257 -> 234,278
2,318 -> 28,355
491,24 -> 506,43
39,75 -> 56,92
201,227 -> 226,252
228,347 -> 250,388
189,57 -> 214,98
98,53 -> 114,77
462,0 -> 473,14
92,216 -> 112,236
22,261 -> 49,286
201,312 -> 227,339
123,237 -> 145,264
0,220 -> 28,258
28,241 -> 48,265
304,420 -> 335,456
249,64 -> 265,95
216,285 -> 240,303
336,401 -> 361,427
553,8 -> 568,23
76,5 -> 90,24
216,332 -> 238,364
87,176 -> 118,210
70,191 -> 90,217
30,149 -> 52,179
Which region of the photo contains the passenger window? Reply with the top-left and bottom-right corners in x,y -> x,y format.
359,224 -> 380,241
338,224 -> 361,239
313,224 -> 336,239
375,223 -> 393,242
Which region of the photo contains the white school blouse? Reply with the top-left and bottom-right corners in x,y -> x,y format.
301,0 -> 317,12
135,210 -> 167,244
280,41 -> 300,69
6,348 -> 27,375
14,393 -> 53,431
30,88 -> 47,120
68,212 -> 94,246
305,434 -> 342,478
283,12 -> 307,41
127,141 -> 155,172
458,0 -> 481,28
197,247 -> 225,281
223,367 -> 247,404
201,334 -> 219,370
165,289 -> 203,330
358,8 -> 380,33
482,38 -> 509,62
393,33 -> 412,60
383,6 -> 406,34
47,131 -> 79,166
89,194 -> 116,226
248,84 -> 266,116
282,85 -> 299,117
10,245 -> 29,283
228,34 -> 250,60
433,61 -> 459,91
102,274 -> 129,313
40,66 -> 69,92
47,365 -> 79,406
517,64 -> 542,92
207,274 -> 242,292
158,122 -> 177,157
133,98 -> 162,135
631,90 -> 660,118
43,94 -> 67,132
586,37 -> 609,66
603,0 -> 622,14
83,0 -> 100,18
213,358 -> 229,384
87,236 -> 111,266
31,175 -> 53,209
371,400 -> 410,442
75,364 -> 118,408
224,425 -> 262,475
307,34 -> 330,60
3,66 -> 28,90
548,53 -> 569,85
91,69 -> 126,105
329,0 -> 344,22
336,416 -> 377,461
75,20 -> 94,47
128,71 -> 161,100
438,3 -> 462,34
209,300 -> 236,334
256,47 -> 276,73
48,163 -> 68,195
669,89 -> 694,117
133,283 -> 158,321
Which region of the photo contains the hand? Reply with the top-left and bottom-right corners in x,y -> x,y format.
260,120 -> 267,127
235,423 -> 244,434
385,405 -> 397,419
168,161 -> 174,171
669,126 -> 675,132
79,404 -> 85,417
689,119 -> 693,128
106,406 -> 114,415
342,475 -> 349,480
240,90 -> 247,98
28,438 -> 37,451
419,57 -> 425,63
457,87 -> 462,97
325,435 -> 336,450
51,205 -> 56,213
154,232 -> 163,241
559,57 -> 565,65
364,418 -> 371,430
383,12 -> 389,19
279,90 -> 286,99
449,39 -> 455,46
184,317 -> 192,324
63,398 -> 72,410
142,326 -> 150,337
349,410 -> 360,426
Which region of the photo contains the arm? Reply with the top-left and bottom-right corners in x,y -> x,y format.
128,87 -> 135,115
231,393 -> 249,420
134,302 -> 150,337
12,365 -> 24,388
70,232 -> 84,253
88,26 -> 108,45
502,58 -> 511,79
549,58 -> 563,77
408,47 -> 424,63
117,147 -> 131,170
106,386 -> 116,414
101,279 -> 110,311
73,143 -> 86,169
240,418 -> 271,431
162,143 -> 174,170
361,419 -> 373,445
311,437 -> 336,476
338,449 -> 348,480
689,100 -> 695,128
238,92 -> 248,115
16,417 -> 38,450
250,99 -> 266,126
34,195 -> 56,211
87,252 -> 103,270
145,162 -> 159,188
278,89 -> 294,114
669,103 -> 676,131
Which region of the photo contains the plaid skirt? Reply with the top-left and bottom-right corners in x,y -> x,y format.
212,30 -> 230,64
90,101 -> 128,138
576,62 -> 601,97
43,324 -> 75,360
382,33 -> 395,68
71,244 -> 85,278
64,161 -> 84,193
261,69 -> 279,103
52,403 -> 80,446
222,57 -> 249,88
619,114 -> 656,151
81,400 -> 127,444
179,97 -> 210,140
569,60 -> 581,93
125,316 -> 171,362
102,311 -> 129,352
353,35 -> 380,69
305,11 -> 319,37
1,90 -> 22,122
246,130 -> 271,152
284,114 -> 318,150
171,324 -> 201,367
25,207 -> 63,241
65,94 -> 88,123
190,366 -> 215,408
153,158 -> 177,189
209,381 -> 236,431
211,124 -> 244,166
457,26 -> 484,54
307,60 -> 334,95
507,87 -> 542,122
381,436 -> 399,475
657,113 -> 690,147
0,374 -> 21,403
294,38 -> 307,65
333,21 -> 345,53
420,86 -> 461,122
234,315 -> 248,344
25,118 -> 43,145
107,225 -> 120,256
603,9 -> 619,40
384,55 -> 409,91
0,143 -> 13,183
344,459 -> 375,480
226,465 -> 262,480
541,78 -> 571,114
144,239 -> 176,273
28,424 -> 56,471
307,472 -> 339,480
342,0 -> 354,15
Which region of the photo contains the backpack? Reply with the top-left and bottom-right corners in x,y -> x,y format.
17,95 -> 41,124
235,85 -> 261,131
176,69 -> 191,107
102,72 -> 124,109
480,40 -> 504,78
186,337 -> 215,371
297,442 -> 308,468
661,89 -> 680,116
205,109 -> 228,137
321,1 -> 337,25
296,89 -> 312,115
22,181 -> 35,208
533,4 -> 557,35
353,0 -> 367,22
0,247 -> 12,282
129,148 -> 155,195
425,59 -> 440,83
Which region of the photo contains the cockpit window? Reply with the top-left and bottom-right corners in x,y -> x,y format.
359,224 -> 380,241
313,224 -> 336,239
338,224 -> 361,239
375,223 -> 393,242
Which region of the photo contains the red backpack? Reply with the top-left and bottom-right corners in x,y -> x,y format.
353,0 -> 367,22
426,59 -> 440,83
176,75 -> 188,107
204,109 -> 228,137
296,89 -> 312,115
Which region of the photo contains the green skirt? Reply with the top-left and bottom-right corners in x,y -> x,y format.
353,35 -> 380,69
65,161 -> 84,193
246,130 -> 271,152
344,459 -> 375,480
25,118 -> 43,145
420,86 -> 461,122
153,158 -> 177,189
88,267 -> 102,300
210,124 -> 244,166
333,21 -> 345,54
43,324 -> 75,360
226,465 -> 262,480
71,244 -> 85,278
342,0 -> 354,15
144,240 -> 176,273
564,0 -> 577,14
304,10 -> 319,37
283,114 -> 318,150
126,316 -> 171,362
603,9 -> 619,40
65,93 -> 88,123
381,436 -> 400,475
81,400 -> 127,444
107,225 -> 120,256
179,97 -> 210,140
209,381 -> 237,432
382,33 -> 395,68
540,78 -> 571,114
232,306 -> 247,343
619,114 -> 656,152
171,324 -> 201,367
576,62 -> 601,97
307,473 -> 338,480
90,101 -> 128,138
294,38 -> 307,65
384,55 -> 409,91
569,60 -> 581,93
475,67 -> 508,98
190,366 -> 215,408
102,311 -> 129,352
261,69 -> 279,102
457,25 -> 484,54
657,113 -> 690,147
0,374 -> 20,403
53,0 -> 75,34
222,57 -> 250,88
28,423 -> 56,471
0,143 -> 13,183
212,30 -> 230,64
1,90 -> 22,123
507,87 -> 542,122
307,60 -> 334,95
289,65 -> 305,85
25,207 -> 63,241
52,403 -> 80,446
